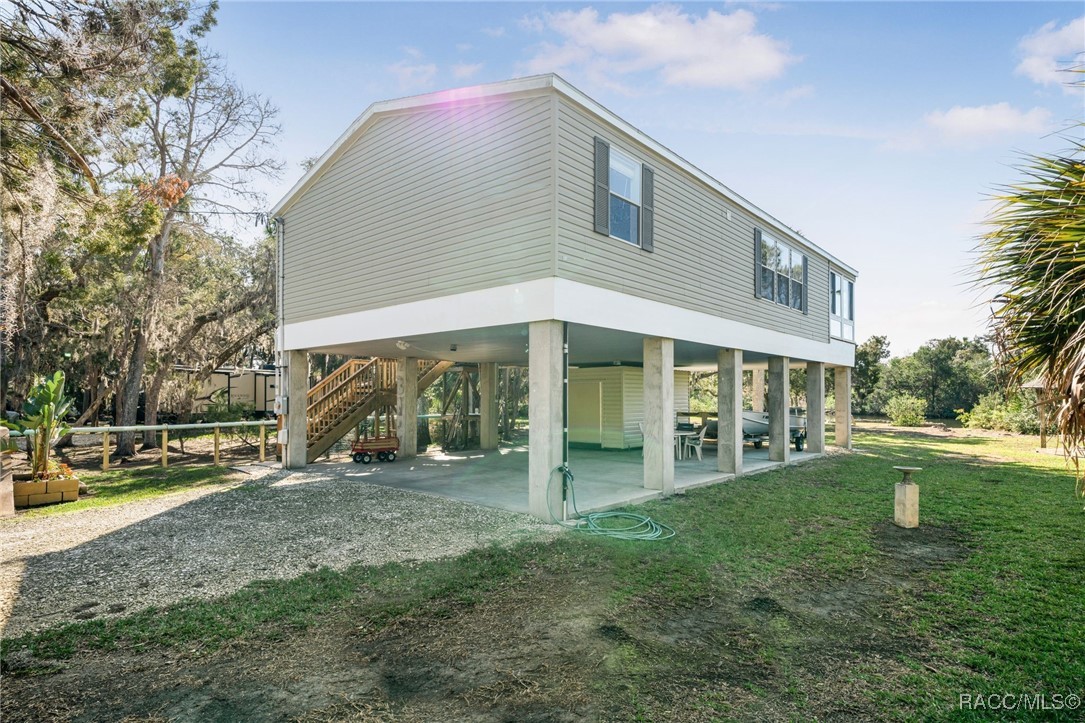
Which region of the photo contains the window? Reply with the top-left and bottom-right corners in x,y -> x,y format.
608,147 -> 641,246
756,231 -> 806,312
594,137 -> 655,251
830,271 -> 855,341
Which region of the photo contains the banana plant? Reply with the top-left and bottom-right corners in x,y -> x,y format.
2,371 -> 73,479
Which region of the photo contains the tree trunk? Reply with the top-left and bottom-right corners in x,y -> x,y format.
141,365 -> 169,448
115,323 -> 150,456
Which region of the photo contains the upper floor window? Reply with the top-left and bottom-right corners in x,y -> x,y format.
594,137 -> 655,251
608,147 -> 641,245
755,230 -> 806,313
830,271 -> 855,341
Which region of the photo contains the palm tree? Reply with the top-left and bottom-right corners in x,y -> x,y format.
977,130 -> 1085,497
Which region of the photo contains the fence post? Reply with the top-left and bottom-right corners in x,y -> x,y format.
102,432 -> 110,471
259,424 -> 266,462
214,425 -> 220,465
161,428 -> 168,468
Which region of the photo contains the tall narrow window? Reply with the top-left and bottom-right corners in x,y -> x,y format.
608,147 -> 641,246
830,271 -> 855,341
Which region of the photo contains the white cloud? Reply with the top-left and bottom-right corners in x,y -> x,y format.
386,59 -> 438,92
481,26 -> 506,38
519,15 -> 545,34
402,46 -> 424,60
452,62 -> 484,80
766,83 -> 814,107
1015,16 -> 1084,89
456,43 -> 473,53
924,103 -> 1052,142
524,5 -> 796,91
883,102 -> 1054,151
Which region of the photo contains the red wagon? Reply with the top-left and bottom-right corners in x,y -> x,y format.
350,435 -> 399,464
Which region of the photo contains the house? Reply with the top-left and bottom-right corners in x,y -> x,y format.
271,74 -> 857,521
170,365 -> 277,417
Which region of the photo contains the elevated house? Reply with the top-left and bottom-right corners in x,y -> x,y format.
271,74 -> 857,520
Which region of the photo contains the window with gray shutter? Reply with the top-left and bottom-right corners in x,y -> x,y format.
754,229 -> 763,298
594,138 -> 653,250
593,137 -> 610,236
641,165 -> 654,252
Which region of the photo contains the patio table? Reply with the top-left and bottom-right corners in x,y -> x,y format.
674,430 -> 697,460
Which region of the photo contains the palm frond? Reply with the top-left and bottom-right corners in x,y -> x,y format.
976,131 -> 1085,497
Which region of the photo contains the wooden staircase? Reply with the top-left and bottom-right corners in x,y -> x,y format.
306,358 -> 454,463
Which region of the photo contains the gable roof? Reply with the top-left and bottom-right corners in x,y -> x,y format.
271,74 -> 857,276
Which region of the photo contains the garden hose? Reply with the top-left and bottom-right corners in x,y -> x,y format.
547,464 -> 676,541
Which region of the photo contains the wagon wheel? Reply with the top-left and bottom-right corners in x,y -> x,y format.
386,451 -> 396,462
361,452 -> 372,464
377,451 -> 387,462
352,452 -> 365,464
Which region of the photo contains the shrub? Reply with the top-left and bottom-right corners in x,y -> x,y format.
885,394 -> 926,427
958,392 -> 1051,435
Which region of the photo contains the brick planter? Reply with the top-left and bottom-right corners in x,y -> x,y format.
13,477 -> 79,508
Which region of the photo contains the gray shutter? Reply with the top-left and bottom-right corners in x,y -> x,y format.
802,256 -> 809,315
593,137 -> 610,235
641,165 -> 654,252
754,229 -> 763,298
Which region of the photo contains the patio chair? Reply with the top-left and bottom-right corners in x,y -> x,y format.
685,425 -> 709,461
639,421 -> 683,459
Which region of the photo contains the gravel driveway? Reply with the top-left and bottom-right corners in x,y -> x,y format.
0,467 -> 554,638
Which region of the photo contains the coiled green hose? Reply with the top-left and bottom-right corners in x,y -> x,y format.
547,464 -> 676,541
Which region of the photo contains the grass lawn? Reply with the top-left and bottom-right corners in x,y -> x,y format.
7,466 -> 241,520
3,424 -> 1083,721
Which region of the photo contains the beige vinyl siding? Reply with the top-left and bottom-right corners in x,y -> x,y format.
569,367 -> 625,448
556,98 -> 830,343
282,94 -> 555,324
620,368 -> 691,448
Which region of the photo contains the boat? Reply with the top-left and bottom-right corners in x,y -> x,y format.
742,408 -> 807,450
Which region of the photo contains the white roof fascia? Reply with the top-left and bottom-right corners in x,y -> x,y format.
271,74 -> 858,277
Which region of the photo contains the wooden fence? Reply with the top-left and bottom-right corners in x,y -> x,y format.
8,420 -> 278,471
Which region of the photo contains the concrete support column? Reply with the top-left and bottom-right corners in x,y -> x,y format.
805,362 -> 825,454
643,337 -> 675,494
717,349 -> 743,476
834,366 -> 853,449
528,321 -> 565,521
768,356 -> 790,464
283,349 -> 308,469
396,357 -> 418,458
479,362 -> 499,450
751,368 -> 766,412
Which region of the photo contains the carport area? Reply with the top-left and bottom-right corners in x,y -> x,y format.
285,316 -> 852,522
311,441 -> 822,518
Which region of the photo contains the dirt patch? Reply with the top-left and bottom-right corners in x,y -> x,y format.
873,521 -> 971,571
2,573 -> 607,723
1,525 -> 972,722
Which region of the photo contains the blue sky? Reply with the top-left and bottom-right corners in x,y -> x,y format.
205,2 -> 1083,356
